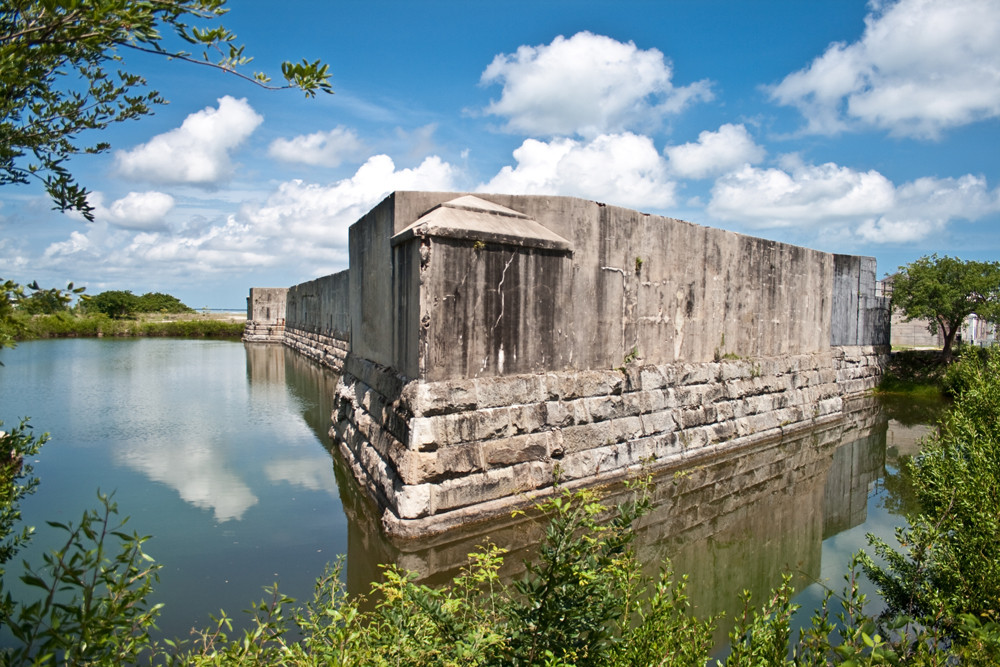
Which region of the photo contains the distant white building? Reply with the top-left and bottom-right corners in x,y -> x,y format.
961,314 -> 997,347
882,276 -> 996,350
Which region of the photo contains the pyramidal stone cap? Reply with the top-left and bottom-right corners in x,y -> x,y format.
391,195 -> 573,253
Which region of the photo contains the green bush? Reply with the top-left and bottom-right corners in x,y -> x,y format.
2,494 -> 161,666
878,349 -> 949,397
16,290 -> 69,316
940,345 -> 991,397
86,290 -> 140,319
864,345 -> 1000,652
135,292 -> 193,313
138,319 -> 244,337
5,313 -> 244,340
0,421 -> 45,570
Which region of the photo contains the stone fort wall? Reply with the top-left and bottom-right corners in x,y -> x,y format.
246,191 -> 889,537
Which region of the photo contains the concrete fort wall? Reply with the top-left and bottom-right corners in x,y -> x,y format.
246,191 -> 889,537
243,276 -> 351,370
832,255 -> 891,347
283,271 -> 351,372
350,192 -> 839,381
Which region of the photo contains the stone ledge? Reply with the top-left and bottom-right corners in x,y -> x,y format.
375,410 -> 853,540
402,350 -> 845,418
332,345 -> 886,537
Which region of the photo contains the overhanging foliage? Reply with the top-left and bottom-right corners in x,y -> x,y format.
0,0 -> 332,219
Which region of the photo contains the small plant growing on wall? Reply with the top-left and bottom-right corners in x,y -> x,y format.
472,240 -> 486,252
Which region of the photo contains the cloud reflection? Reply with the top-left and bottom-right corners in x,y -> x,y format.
266,458 -> 337,494
117,443 -> 259,522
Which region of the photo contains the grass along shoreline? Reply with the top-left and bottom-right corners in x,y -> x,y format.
5,311 -> 246,340
877,346 -> 997,400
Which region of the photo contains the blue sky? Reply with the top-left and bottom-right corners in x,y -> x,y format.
3,0 -> 999,308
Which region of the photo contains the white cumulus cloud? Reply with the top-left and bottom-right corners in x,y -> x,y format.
86,191 -> 175,230
664,124 -> 766,179
480,133 -> 676,209
770,0 -> 1000,138
268,126 -> 367,167
36,155 -> 460,287
481,31 -> 713,137
707,157 -> 1000,243
709,158 -> 895,228
237,154 -> 457,251
857,174 -> 1000,242
44,229 -> 95,258
116,96 -> 263,183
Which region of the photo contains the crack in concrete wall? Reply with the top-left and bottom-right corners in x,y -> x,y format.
492,252 -> 516,333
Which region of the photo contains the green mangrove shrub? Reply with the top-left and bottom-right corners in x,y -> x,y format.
864,346 -> 1000,632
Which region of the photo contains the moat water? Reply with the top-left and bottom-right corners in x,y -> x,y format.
0,338 -> 943,645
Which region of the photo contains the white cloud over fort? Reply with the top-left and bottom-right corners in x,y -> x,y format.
480,133 -> 676,209
115,96 -> 263,184
664,124 -> 765,179
268,126 -> 367,167
481,31 -> 712,137
708,158 -> 1000,244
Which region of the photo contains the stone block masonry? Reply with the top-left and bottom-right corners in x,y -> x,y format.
244,287 -> 286,343
246,191 -> 890,538
245,275 -> 350,371
333,395 -> 885,593
333,343 -> 886,537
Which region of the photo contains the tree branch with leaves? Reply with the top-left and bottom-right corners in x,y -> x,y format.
1,0 -> 333,220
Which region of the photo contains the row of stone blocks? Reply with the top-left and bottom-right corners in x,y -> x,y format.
332,345 -> 888,538
243,321 -> 285,343
282,327 -> 349,374
344,394 -> 885,585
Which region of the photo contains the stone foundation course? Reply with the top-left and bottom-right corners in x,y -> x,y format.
333,345 -> 886,538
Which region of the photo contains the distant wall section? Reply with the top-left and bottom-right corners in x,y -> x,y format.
242,274 -> 350,372
284,271 -> 351,372
244,287 -> 287,342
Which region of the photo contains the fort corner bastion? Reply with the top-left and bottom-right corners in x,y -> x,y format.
245,191 -> 890,538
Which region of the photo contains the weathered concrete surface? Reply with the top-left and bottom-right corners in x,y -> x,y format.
246,191 -> 890,537
832,255 -> 890,346
283,272 -> 351,371
244,276 -> 350,371
244,287 -> 287,342
354,193 -> 844,382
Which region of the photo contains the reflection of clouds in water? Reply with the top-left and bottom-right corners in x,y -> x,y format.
266,458 -> 336,494
94,340 -> 325,523
117,442 -> 258,522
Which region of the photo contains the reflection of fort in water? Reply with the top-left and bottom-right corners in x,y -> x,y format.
246,342 -> 889,627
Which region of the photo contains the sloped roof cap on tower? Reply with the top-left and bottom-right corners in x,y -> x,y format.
390,195 -> 573,253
